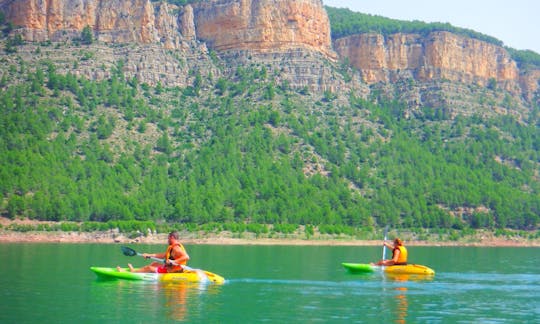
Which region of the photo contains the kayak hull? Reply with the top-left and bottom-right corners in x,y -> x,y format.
342,262 -> 374,273
90,267 -> 225,284
384,264 -> 435,275
342,263 -> 435,275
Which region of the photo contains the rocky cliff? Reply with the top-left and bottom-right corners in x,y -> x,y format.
192,0 -> 334,57
0,0 -> 345,92
333,31 -> 535,97
1,0 -> 538,108
0,0 -> 197,48
0,0 -> 334,55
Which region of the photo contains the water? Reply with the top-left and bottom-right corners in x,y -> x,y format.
0,244 -> 538,323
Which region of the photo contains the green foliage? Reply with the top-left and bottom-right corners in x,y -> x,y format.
506,48 -> 540,69
0,57 -> 537,233
272,224 -> 298,234
5,34 -> 23,53
80,26 -> 93,45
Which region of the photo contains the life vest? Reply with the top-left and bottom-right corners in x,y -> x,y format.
165,243 -> 187,272
393,245 -> 408,265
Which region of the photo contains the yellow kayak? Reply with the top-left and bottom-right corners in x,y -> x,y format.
90,267 -> 226,284
383,264 -> 435,275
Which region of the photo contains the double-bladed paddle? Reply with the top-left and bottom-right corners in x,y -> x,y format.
121,246 -> 197,272
382,225 -> 389,262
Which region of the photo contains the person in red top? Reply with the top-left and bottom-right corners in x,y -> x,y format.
118,231 -> 190,273
371,238 -> 408,266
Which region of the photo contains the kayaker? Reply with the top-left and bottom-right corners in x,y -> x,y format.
371,238 -> 408,266
117,231 -> 190,273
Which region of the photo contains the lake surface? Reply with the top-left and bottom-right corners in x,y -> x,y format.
1,243 -> 538,323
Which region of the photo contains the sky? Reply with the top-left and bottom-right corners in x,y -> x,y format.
323,0 -> 540,54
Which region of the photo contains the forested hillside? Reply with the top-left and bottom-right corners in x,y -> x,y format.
0,7 -> 539,235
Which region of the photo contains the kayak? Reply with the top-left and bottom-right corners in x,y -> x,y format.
342,263 -> 435,275
384,264 -> 435,275
90,267 -> 226,284
342,263 -> 374,273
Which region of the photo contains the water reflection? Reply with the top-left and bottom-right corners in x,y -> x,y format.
161,282 -> 222,321
385,274 -> 432,324
90,278 -> 223,322
162,283 -> 190,320
394,287 -> 408,324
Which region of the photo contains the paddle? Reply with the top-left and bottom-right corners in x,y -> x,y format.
121,246 -> 197,272
382,225 -> 389,261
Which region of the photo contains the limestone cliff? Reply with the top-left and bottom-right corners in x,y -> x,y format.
192,0 -> 335,58
0,0 -> 334,56
1,0 -> 538,106
333,31 -> 525,95
0,0 -> 193,48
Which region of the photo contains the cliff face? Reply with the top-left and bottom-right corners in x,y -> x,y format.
1,0 -> 538,104
0,0 -> 344,92
192,0 -> 334,57
333,31 -> 527,95
0,0 -> 334,56
0,0 -> 192,48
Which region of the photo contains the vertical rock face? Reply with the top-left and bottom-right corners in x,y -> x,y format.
519,70 -> 540,101
0,0 -> 181,44
1,0 -> 538,101
179,4 -> 196,40
334,31 -> 523,94
192,0 -> 335,57
0,0 -> 335,57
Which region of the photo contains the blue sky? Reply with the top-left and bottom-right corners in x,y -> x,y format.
323,0 -> 540,54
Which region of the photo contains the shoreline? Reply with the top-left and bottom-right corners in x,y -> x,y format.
1,230 -> 539,247
1,217 -> 538,247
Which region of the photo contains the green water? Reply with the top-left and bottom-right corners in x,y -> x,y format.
1,243 -> 538,323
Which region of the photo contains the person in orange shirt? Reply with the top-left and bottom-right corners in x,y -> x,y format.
372,238 -> 408,266
118,231 -> 190,273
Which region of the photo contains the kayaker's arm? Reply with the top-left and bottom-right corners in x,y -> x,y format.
375,244 -> 400,266
142,252 -> 167,259
390,248 -> 400,264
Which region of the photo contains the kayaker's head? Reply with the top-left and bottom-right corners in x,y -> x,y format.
168,231 -> 179,244
393,238 -> 403,246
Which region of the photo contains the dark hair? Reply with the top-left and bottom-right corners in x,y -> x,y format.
168,231 -> 179,240
394,238 -> 403,246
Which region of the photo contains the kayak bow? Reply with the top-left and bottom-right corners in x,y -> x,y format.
342,262 -> 374,273
90,267 -> 225,284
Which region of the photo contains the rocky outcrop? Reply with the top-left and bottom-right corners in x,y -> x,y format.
0,0 -> 189,47
519,70 -> 540,101
334,31 -> 524,95
0,0 -> 334,57
192,0 -> 335,58
1,0 -> 538,104
0,0 -> 340,92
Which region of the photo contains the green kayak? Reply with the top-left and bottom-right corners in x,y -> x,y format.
342,263 -> 374,273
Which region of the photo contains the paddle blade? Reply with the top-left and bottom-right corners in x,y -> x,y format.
121,246 -> 137,257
